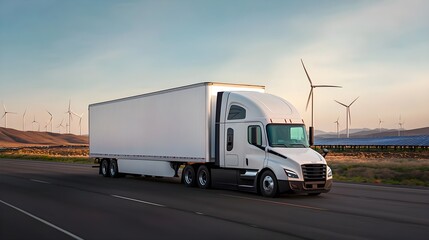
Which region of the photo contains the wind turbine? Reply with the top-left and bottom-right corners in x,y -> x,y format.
47,111 -> 53,132
65,100 -> 76,134
301,59 -> 342,143
335,97 -> 359,138
2,103 -> 17,128
32,115 -> 40,132
73,112 -> 84,135
378,118 -> 384,133
57,119 -> 65,133
334,117 -> 340,138
22,108 -> 27,131
398,115 -> 405,136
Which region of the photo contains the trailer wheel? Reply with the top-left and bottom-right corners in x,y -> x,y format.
197,165 -> 211,189
182,165 -> 197,187
101,159 -> 110,177
259,170 -> 278,198
109,159 -> 119,178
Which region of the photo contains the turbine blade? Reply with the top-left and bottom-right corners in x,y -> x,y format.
300,59 -> 313,86
72,111 -> 80,117
3,104 -> 6,112
335,100 -> 348,107
1,113 -> 6,119
349,96 -> 359,106
305,89 -> 313,111
313,85 -> 342,88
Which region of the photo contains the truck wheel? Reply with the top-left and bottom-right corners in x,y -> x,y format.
197,165 -> 211,189
182,165 -> 197,187
109,159 -> 119,178
259,170 -> 278,198
101,159 -> 110,177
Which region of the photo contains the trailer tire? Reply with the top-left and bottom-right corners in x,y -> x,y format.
182,165 -> 197,187
197,165 -> 211,189
259,170 -> 278,198
109,159 -> 120,178
101,159 -> 110,177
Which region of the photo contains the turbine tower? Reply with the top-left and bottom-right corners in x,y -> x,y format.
47,111 -> 53,132
378,118 -> 384,133
398,115 -> 405,136
335,97 -> 359,138
301,59 -> 341,143
22,108 -> 27,131
73,112 -> 84,135
2,104 -> 17,128
334,117 -> 340,138
65,100 -> 75,134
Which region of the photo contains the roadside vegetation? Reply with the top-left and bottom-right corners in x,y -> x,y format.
0,146 -> 92,164
324,150 -> 429,187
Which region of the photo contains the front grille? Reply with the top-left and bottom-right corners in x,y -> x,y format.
302,164 -> 326,181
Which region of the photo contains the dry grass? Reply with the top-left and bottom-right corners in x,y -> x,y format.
0,146 -> 91,164
325,151 -> 429,187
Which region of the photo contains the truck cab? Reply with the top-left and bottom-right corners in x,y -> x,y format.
206,91 -> 332,197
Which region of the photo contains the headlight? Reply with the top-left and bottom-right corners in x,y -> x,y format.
327,166 -> 333,178
284,169 -> 299,179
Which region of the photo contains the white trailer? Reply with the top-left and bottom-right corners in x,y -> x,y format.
89,82 -> 332,197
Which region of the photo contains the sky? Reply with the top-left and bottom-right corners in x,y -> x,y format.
1,0 -> 428,135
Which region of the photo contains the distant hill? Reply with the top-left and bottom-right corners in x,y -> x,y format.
316,127 -> 429,139
0,127 -> 88,147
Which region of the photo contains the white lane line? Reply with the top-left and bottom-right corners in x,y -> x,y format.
111,195 -> 165,207
221,194 -> 327,211
0,199 -> 84,240
30,179 -> 50,184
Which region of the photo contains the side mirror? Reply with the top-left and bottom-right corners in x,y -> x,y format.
322,148 -> 329,158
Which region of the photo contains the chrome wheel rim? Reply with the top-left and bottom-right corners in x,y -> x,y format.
262,175 -> 274,193
199,171 -> 207,186
110,163 -> 115,176
101,161 -> 108,175
184,170 -> 193,184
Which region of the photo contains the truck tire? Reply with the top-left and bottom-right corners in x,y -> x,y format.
182,165 -> 197,187
109,159 -> 119,178
259,170 -> 278,198
101,159 -> 110,177
197,165 -> 211,189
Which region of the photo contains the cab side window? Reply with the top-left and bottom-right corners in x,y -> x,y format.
248,125 -> 262,146
228,105 -> 246,120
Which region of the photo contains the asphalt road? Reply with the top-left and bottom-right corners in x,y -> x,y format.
1,158 -> 428,240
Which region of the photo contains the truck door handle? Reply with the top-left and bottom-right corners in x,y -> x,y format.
246,158 -> 248,166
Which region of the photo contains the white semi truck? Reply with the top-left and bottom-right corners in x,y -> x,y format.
89,82 -> 332,197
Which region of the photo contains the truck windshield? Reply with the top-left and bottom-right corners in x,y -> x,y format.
266,124 -> 309,148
